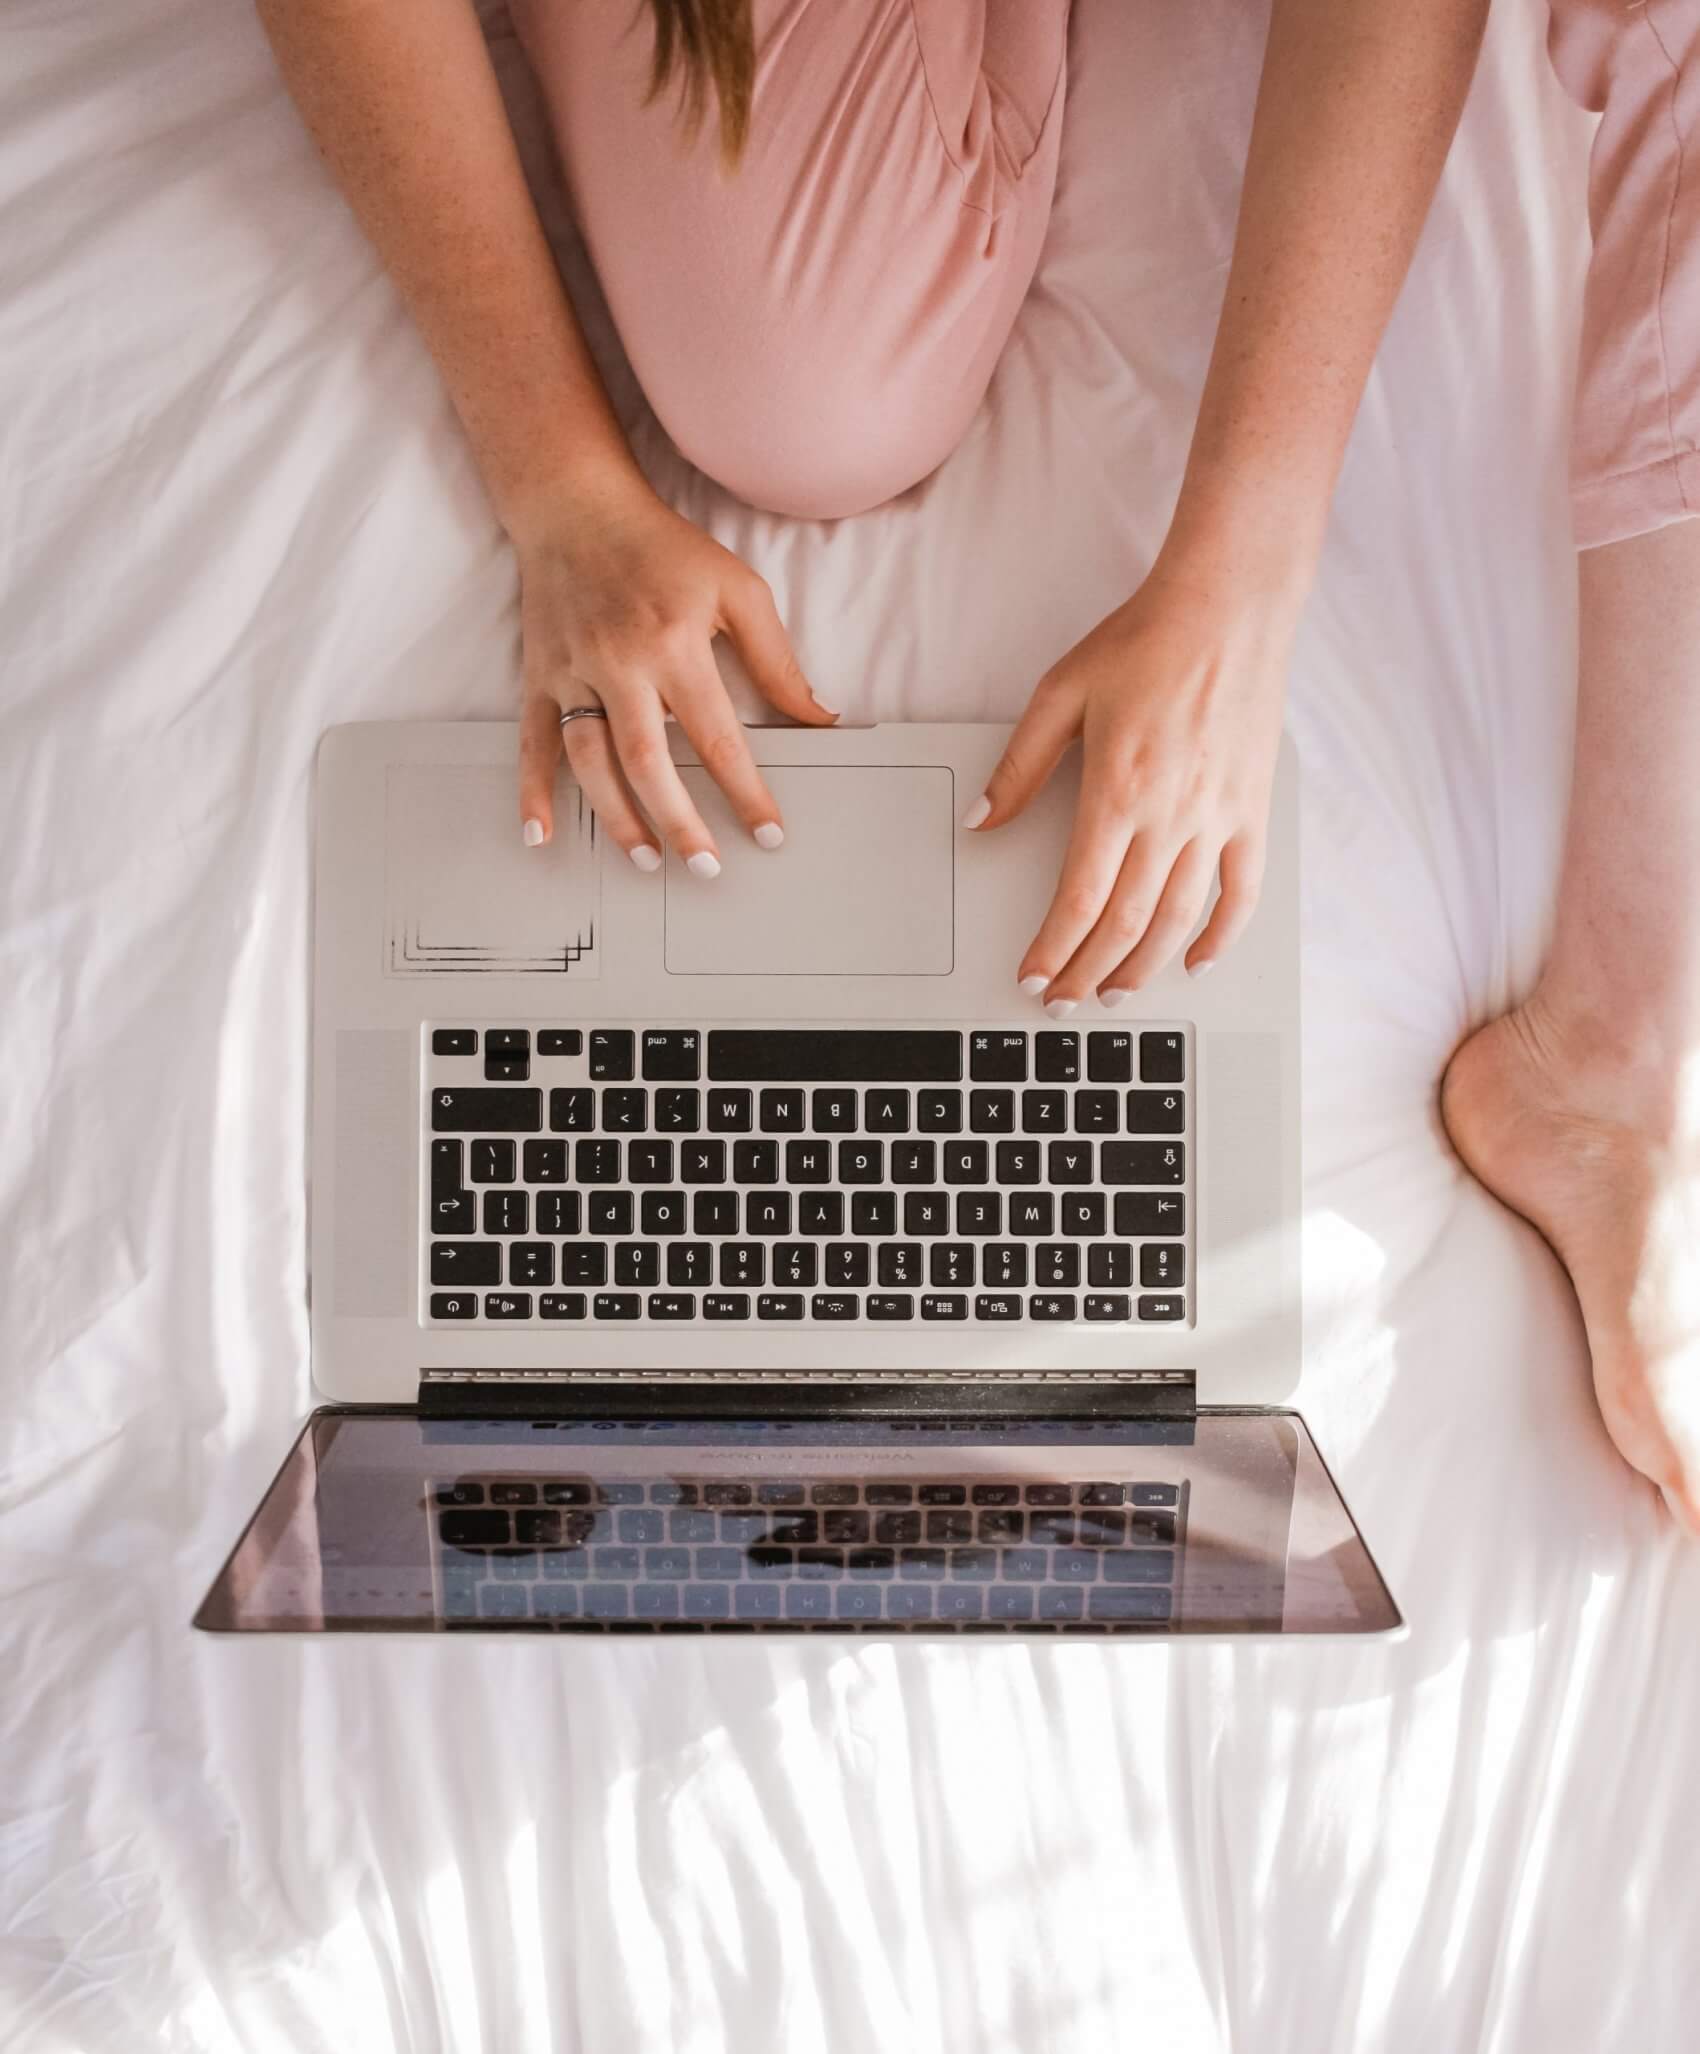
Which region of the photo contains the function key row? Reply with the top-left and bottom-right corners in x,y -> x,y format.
428,1291 -> 1186,1324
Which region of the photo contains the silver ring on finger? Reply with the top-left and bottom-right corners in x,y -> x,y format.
558,703 -> 609,732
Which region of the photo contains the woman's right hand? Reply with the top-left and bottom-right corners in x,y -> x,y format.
513,469 -> 837,875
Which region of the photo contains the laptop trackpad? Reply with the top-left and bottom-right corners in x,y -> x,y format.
664,766 -> 954,976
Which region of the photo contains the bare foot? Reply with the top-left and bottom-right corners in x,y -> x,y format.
1440,995 -> 1700,1530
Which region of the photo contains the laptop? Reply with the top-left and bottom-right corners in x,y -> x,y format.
194,720 -> 1399,1637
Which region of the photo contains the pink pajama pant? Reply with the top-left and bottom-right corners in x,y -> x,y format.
513,0 -> 1698,546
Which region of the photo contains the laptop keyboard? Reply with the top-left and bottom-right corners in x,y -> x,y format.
434,1473 -> 1183,1628
424,1025 -> 1190,1327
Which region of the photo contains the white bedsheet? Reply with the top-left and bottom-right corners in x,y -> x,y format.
5,2 -> 1697,2048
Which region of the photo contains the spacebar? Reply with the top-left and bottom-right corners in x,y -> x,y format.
707,1030 -> 963,1082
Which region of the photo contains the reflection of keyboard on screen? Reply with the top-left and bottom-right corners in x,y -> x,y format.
424,1024 -> 1191,1329
433,1475 -> 1185,1630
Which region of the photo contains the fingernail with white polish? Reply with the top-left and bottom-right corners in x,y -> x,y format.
686,851 -> 722,880
1099,988 -> 1132,1010
754,822 -> 784,850
629,844 -> 662,873
1188,959 -> 1214,979
1045,997 -> 1078,1020
1019,974 -> 1049,997
960,795 -> 991,831
523,818 -> 545,848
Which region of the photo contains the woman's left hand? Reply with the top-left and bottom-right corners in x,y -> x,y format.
964,554 -> 1300,1010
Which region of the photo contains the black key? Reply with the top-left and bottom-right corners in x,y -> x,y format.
825,1244 -> 870,1287
983,1244 -> 1028,1288
1126,1089 -> 1185,1136
1009,1193 -> 1054,1236
485,1052 -> 529,1083
509,1242 -> 554,1286
1062,1192 -> 1106,1238
746,1192 -> 792,1236
989,1588 -> 1035,1621
1085,1294 -> 1132,1322
1035,1031 -> 1080,1083
926,1508 -> 973,1543
811,1294 -> 860,1321
470,1140 -> 516,1184
559,1245 -> 608,1286
773,1242 -> 817,1287
575,1138 -> 620,1184
1020,1089 -> 1068,1133
709,1030 -> 963,1082
837,1141 -> 883,1185
1087,1031 -> 1134,1084
1102,1141 -> 1185,1186
971,1483 -> 1019,1506
680,1140 -> 726,1183
1116,1184 -> 1191,1241
1130,1484 -> 1180,1507
812,1088 -> 858,1132
429,1292 -> 478,1319
588,1030 -> 636,1081
655,1089 -> 700,1132
943,1141 -> 988,1184
431,1189 -> 476,1234
720,1242 -> 764,1287
641,1029 -> 700,1080
759,1088 -> 806,1131
708,1089 -> 753,1132
785,1140 -> 832,1184
537,1029 -> 582,1057
846,1192 -> 891,1237
704,1293 -> 750,1320
588,1191 -> 633,1235
877,1243 -> 922,1287
615,1243 -> 659,1287
917,1090 -> 963,1133
902,1193 -> 949,1238
969,1090 -> 1015,1134
1139,1294 -> 1185,1321
485,1292 -> 532,1320
1141,1244 -> 1185,1288
693,1191 -> 739,1235
864,1089 -> 910,1133
868,1293 -> 914,1320
482,1190 -> 527,1236
439,1509 -> 508,1548
523,1139 -> 567,1184
541,1293 -> 587,1319
758,1293 -> 805,1320
890,1140 -> 936,1184
667,1242 -> 713,1286
917,1485 -> 966,1505
1050,1547 -> 1099,1584
956,1192 -> 1001,1236
549,1087 -> 595,1132
432,1028 -> 477,1056
1075,1090 -> 1119,1134
865,1485 -> 913,1506
1025,1484 -> 1072,1506
625,1141 -> 673,1184
929,1243 -> 974,1287
647,1293 -> 697,1320
430,1138 -> 464,1196
1139,1031 -> 1185,1083
593,1292 -> 641,1319
1035,1244 -> 1079,1287
799,1192 -> 844,1236
968,1031 -> 1027,1083
995,1140 -> 1041,1185
1089,1588 -> 1172,1623
602,1088 -> 647,1132
1029,1294 -> 1077,1321
733,1139 -> 779,1184
1045,1140 -> 1094,1185
974,1293 -> 1022,1321
921,1293 -> 967,1320
431,1087 -> 541,1133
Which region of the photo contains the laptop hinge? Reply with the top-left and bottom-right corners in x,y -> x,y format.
417,1368 -> 1197,1424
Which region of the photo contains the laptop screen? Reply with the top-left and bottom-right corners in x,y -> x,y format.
195,1407 -> 1399,1636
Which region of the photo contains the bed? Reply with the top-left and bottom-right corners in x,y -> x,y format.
5,1 -> 1697,2048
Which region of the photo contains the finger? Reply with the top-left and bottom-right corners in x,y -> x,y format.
665,651 -> 786,847
1039,833 -> 1178,1012
1184,831 -> 1267,974
722,575 -> 838,726
518,693 -> 564,846
600,682 -> 723,876
961,672 -> 1079,831
557,708 -> 663,872
1092,837 -> 1217,1002
1014,773 -> 1139,1000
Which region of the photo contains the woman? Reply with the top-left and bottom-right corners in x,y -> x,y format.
255,0 -> 1699,1524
